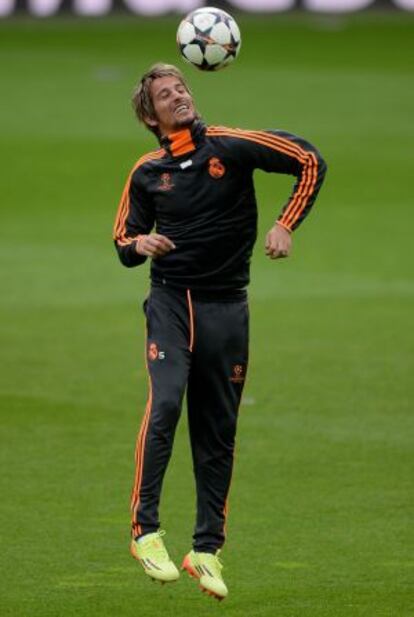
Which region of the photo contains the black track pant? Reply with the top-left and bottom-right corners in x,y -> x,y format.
130,285 -> 249,553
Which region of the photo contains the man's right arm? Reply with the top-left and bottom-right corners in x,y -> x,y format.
113,167 -> 155,268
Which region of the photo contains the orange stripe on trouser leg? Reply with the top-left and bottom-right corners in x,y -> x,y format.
222,500 -> 229,540
186,289 -> 195,352
130,334 -> 154,537
130,399 -> 151,509
221,427 -> 241,544
130,394 -> 152,536
132,417 -> 150,523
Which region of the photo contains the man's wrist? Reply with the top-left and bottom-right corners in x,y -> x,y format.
135,235 -> 146,255
275,220 -> 292,234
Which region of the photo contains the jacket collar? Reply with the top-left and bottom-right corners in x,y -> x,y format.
160,120 -> 206,158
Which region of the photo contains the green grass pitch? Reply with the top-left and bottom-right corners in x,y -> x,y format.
0,12 -> 413,617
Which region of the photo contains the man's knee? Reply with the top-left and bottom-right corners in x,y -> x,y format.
149,388 -> 184,436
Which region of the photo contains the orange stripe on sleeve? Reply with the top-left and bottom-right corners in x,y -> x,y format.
207,127 -> 308,163
279,152 -> 317,229
206,127 -> 319,231
229,130 -> 318,229
113,149 -> 165,245
282,151 -> 318,229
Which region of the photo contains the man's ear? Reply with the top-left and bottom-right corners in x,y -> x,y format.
144,115 -> 158,129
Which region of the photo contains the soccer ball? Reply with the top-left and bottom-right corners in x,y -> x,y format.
177,7 -> 241,71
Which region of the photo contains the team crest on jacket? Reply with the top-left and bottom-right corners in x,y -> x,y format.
230,364 -> 245,383
158,172 -> 174,191
208,157 -> 226,179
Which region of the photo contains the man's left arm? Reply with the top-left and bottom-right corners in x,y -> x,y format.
261,129 -> 327,259
229,128 -> 327,259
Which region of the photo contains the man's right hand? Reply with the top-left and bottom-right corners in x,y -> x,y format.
135,234 -> 176,258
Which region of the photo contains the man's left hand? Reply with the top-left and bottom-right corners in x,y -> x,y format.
265,223 -> 292,259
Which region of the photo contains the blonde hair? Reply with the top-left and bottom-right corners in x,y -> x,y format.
132,63 -> 192,136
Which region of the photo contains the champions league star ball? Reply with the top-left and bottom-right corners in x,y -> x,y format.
177,7 -> 241,71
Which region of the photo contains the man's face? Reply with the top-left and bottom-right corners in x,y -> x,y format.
147,75 -> 196,137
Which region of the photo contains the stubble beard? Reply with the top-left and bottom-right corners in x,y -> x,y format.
174,109 -> 200,130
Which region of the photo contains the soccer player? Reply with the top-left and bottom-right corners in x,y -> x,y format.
113,63 -> 327,600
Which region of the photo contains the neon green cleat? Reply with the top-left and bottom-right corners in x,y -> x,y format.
181,549 -> 228,600
130,530 -> 179,583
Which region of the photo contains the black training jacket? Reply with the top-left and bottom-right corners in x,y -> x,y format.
113,120 -> 327,292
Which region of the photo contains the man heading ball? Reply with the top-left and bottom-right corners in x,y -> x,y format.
113,63 -> 327,600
